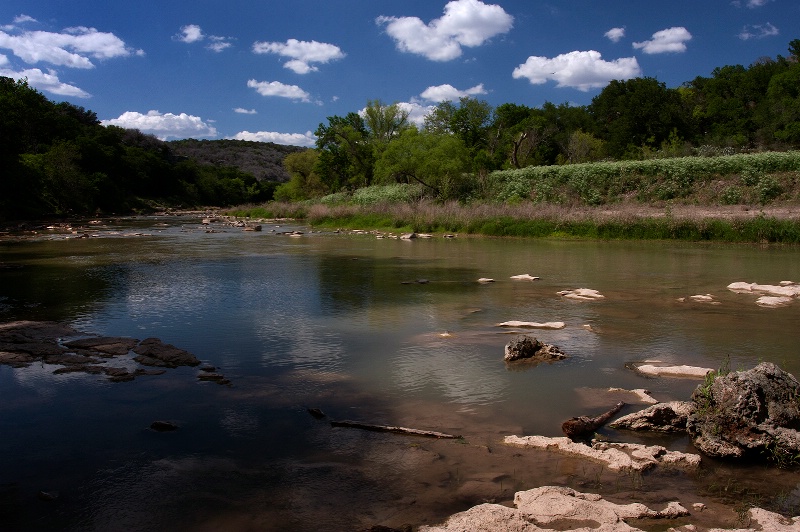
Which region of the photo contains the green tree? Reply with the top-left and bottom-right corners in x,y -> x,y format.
314,112 -> 374,191
589,77 -> 692,158
362,100 -> 410,155
564,130 -> 605,163
374,127 -> 471,199
275,149 -> 325,200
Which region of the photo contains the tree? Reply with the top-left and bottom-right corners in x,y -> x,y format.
314,112 -> 374,191
589,77 -> 692,157
362,100 -> 410,147
374,127 -> 471,199
564,130 -> 605,163
274,149 -> 326,200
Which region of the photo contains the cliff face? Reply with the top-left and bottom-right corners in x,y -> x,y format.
169,139 -> 308,182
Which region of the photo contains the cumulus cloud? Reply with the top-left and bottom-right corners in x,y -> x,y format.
232,130 -> 316,147
633,27 -> 692,54
101,110 -> 217,140
233,107 -> 257,114
0,25 -> 141,68
252,39 -> 345,74
376,0 -> 513,61
396,101 -> 436,127
605,27 -> 625,43
247,79 -> 311,102
420,83 -> 487,102
512,50 -> 641,91
739,22 -> 779,40
175,24 -> 204,43
0,66 -> 90,97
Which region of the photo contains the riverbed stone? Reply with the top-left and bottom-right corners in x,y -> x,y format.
686,362 -> 800,460
504,335 -> 566,363
610,401 -> 694,432
420,485 -> 689,531
133,337 -> 200,367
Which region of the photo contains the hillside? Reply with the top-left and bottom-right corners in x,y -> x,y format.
169,139 -> 307,183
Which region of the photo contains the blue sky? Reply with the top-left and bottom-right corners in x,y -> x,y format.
1,0 -> 797,146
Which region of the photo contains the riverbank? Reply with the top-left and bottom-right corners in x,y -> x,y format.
228,201 -> 800,244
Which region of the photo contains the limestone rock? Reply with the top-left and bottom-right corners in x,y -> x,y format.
634,364 -> 713,379
610,401 -> 694,432
504,435 -> 701,472
497,321 -> 565,329
687,362 -> 800,460
504,335 -> 566,363
558,288 -> 605,301
420,486 -> 688,532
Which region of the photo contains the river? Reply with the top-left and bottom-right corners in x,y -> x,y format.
1,215 -> 799,530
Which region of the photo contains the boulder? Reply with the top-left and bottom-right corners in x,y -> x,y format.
686,362 -> 800,460
503,335 -> 566,363
610,401 -> 694,433
634,364 -> 713,379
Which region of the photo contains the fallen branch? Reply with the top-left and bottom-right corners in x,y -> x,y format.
330,419 -> 461,439
561,401 -> 625,439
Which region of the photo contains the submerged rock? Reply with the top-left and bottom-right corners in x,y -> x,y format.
687,362 -> 800,460
133,337 -> 201,368
505,435 -> 700,472
503,335 -> 566,363
558,288 -> 605,301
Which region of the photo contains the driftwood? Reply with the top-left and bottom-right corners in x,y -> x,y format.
330,420 -> 461,439
561,401 -> 625,439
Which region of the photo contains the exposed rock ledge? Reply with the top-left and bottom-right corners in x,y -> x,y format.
420,485 -> 799,532
504,435 -> 701,472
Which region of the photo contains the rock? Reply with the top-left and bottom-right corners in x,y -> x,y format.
400,232 -> 417,240
610,402 -> 694,432
503,335 -> 566,363
634,364 -> 713,379
0,351 -> 37,368
133,337 -> 200,367
497,321 -> 566,329
687,362 -> 800,460
478,278 -> 495,283
606,388 -> 658,405
727,281 -> 800,298
558,288 -> 605,300
504,435 -> 701,472
419,486 -> 689,532
510,274 -> 539,281
756,295 -> 793,307
63,336 -> 138,356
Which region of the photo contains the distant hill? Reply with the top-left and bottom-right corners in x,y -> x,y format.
169,139 -> 307,183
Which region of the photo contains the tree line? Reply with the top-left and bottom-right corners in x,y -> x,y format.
278,38 -> 800,202
0,77 -> 285,220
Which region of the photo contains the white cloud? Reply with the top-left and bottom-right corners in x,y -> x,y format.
605,27 -> 625,43
13,15 -> 38,24
633,27 -> 692,54
233,107 -> 257,114
207,36 -> 233,52
732,0 -> 773,7
252,39 -> 345,74
101,110 -> 217,140
0,26 -> 140,68
0,66 -> 90,97
232,130 -> 316,147
738,22 -> 779,40
247,79 -> 311,102
396,101 -> 436,127
376,0 -> 513,61
176,24 -> 204,44
512,50 -> 641,92
420,83 -> 487,102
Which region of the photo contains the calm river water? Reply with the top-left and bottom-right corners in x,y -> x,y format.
1,215 -> 799,530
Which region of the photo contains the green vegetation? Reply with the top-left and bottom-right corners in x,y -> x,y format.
0,78 -> 288,220
5,38 -> 800,233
